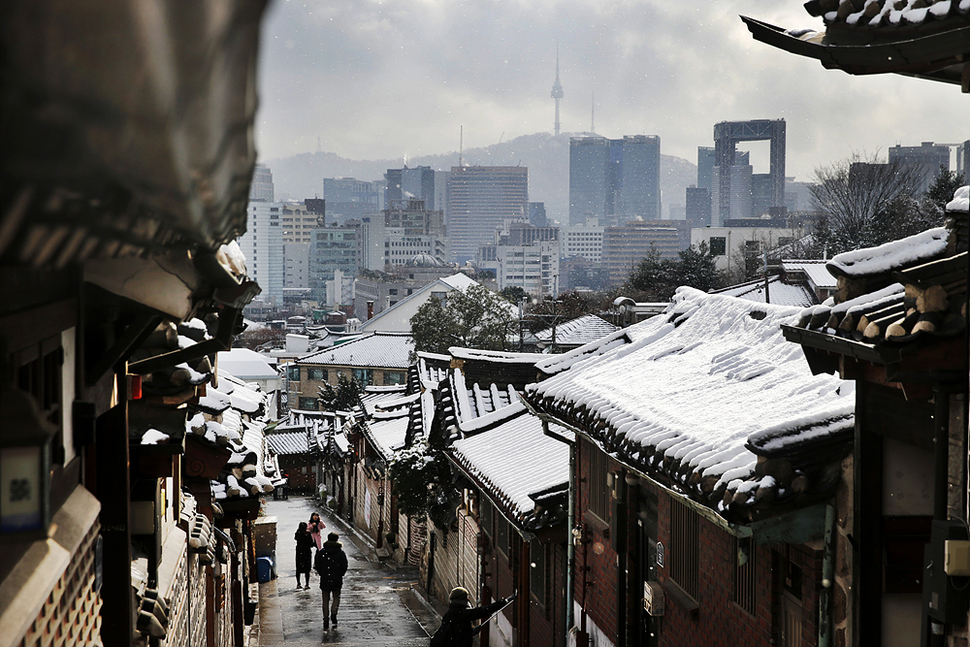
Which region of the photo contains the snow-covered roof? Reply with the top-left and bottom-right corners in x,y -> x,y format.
948,186 -> 969,212
298,332 -> 413,369
526,287 -> 855,520
782,260 -> 838,291
363,411 -> 410,460
826,227 -> 949,279
217,348 -> 279,379
266,431 -> 311,455
535,315 -> 620,347
450,408 -> 571,525
448,347 -> 544,364
711,275 -> 817,308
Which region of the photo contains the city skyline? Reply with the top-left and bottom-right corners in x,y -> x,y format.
254,0 -> 967,184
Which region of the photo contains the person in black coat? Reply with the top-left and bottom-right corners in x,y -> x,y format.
294,522 -> 315,589
314,532 -> 349,630
435,587 -> 515,647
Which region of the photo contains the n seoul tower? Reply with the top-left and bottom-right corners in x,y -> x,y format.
551,47 -> 564,136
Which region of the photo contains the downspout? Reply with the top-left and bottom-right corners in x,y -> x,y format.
818,504 -> 836,647
539,416 -> 575,638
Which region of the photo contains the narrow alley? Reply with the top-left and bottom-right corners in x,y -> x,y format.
255,496 -> 439,647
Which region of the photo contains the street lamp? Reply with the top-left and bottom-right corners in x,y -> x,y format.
0,382 -> 57,541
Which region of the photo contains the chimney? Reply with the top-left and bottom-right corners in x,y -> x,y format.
367,300 -> 374,320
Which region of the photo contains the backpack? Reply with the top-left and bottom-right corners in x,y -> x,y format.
429,618 -> 456,647
315,549 -> 338,580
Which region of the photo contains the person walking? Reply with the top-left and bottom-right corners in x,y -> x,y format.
293,522 -> 315,589
431,587 -> 516,647
314,532 -> 348,631
307,512 -> 326,551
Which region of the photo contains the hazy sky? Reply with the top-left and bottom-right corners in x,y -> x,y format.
254,0 -> 967,183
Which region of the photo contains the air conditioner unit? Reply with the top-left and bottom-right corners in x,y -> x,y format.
643,581 -> 664,616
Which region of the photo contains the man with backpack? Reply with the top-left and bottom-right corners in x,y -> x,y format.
314,532 -> 349,631
430,587 -> 516,647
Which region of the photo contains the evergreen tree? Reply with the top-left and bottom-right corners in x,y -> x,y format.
409,283 -> 517,359
317,372 -> 363,412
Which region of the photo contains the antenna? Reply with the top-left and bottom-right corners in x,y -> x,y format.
459,126 -> 463,167
590,91 -> 595,134
551,45 -> 564,137
317,136 -> 322,153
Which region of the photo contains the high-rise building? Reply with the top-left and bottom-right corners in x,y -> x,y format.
568,135 -> 662,226
888,142 -> 951,194
529,202 -> 548,227
239,201 -> 285,303
959,141 -> 970,181
309,227 -> 357,304
385,166 -> 436,209
561,225 -> 604,263
280,201 -> 325,290
323,177 -> 383,223
697,147 -> 715,191
446,166 -> 529,264
712,119 -> 786,225
569,136 -> 610,225
601,220 -> 690,286
477,221 -> 560,297
249,163 -> 274,202
685,187 -> 712,229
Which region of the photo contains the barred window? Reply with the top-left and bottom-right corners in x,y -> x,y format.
669,498 -> 699,599
734,536 -> 756,614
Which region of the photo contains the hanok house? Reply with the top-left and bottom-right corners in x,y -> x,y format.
418,347 -> 569,647
265,428 -> 317,495
0,1 -> 269,645
525,288 -> 857,647
782,191 -> 969,647
285,331 -> 412,411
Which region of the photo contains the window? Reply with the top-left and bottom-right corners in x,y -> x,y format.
588,448 -> 609,521
709,236 -> 727,256
307,367 -> 326,381
669,497 -> 699,599
353,368 -> 373,384
298,397 -> 318,410
734,536 -> 756,614
287,365 -> 300,381
384,371 -> 405,385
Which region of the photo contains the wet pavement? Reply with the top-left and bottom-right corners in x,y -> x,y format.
255,496 -> 440,646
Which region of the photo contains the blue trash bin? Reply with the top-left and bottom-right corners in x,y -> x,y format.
256,556 -> 274,583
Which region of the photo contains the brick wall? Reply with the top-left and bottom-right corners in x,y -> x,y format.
17,520 -> 102,647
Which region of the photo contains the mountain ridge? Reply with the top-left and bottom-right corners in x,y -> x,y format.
264,132 -> 698,222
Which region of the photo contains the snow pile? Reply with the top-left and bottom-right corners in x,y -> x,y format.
947,185 -> 969,212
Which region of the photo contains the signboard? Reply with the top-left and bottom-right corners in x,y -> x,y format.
656,541 -> 665,568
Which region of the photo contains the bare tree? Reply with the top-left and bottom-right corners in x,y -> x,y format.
810,152 -> 924,253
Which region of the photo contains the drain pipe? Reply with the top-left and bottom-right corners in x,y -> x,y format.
818,504 -> 836,647
539,416 -> 576,637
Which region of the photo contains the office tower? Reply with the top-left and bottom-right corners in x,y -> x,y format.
568,135 -> 662,227
601,220 -> 689,287
685,187 -> 712,229
712,119 -> 786,224
529,202 -> 548,227
382,198 -> 448,268
239,201 -> 285,303
551,48 -> 564,137
888,142 -> 952,194
353,216 -> 387,271
477,222 -> 560,297
612,135 -> 662,223
958,141 -> 969,181
697,147 -> 715,191
569,136 -> 610,225
446,166 -> 529,264
309,227 -> 357,304
561,225 -> 604,263
249,163 -> 274,202
385,166 -> 436,209
323,177 -> 383,223
280,201 -> 325,290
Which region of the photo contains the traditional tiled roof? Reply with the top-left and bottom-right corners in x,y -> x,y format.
526,287 -> 855,523
711,275 -> 818,308
785,194 -> 967,348
742,1 -> 970,87
297,332 -> 413,369
449,407 -> 571,528
266,431 -> 311,455
534,315 -> 620,347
